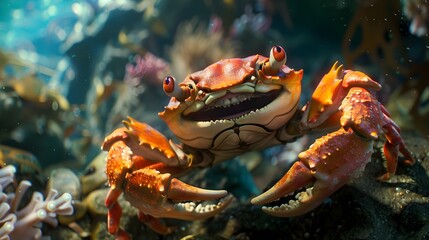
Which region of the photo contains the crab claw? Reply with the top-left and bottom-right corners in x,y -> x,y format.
103,118 -> 234,236
104,152 -> 233,235
251,128 -> 373,217
106,164 -> 234,235
125,167 -> 233,220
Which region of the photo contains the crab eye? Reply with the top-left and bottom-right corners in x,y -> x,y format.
272,46 -> 286,63
163,76 -> 191,101
163,76 -> 176,94
264,45 -> 287,76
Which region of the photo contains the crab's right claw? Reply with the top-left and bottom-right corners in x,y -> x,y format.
103,118 -> 234,237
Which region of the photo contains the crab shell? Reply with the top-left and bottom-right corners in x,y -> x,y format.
159,54 -> 303,160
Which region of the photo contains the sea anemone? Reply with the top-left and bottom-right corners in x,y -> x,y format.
169,20 -> 237,82
0,165 -> 73,240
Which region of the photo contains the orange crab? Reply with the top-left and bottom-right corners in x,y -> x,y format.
102,46 -> 414,238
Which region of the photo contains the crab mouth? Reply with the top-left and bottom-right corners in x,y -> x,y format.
185,90 -> 281,121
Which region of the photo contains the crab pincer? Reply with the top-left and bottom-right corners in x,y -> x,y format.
103,118 -> 233,237
251,63 -> 414,217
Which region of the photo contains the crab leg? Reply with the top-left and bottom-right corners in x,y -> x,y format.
381,107 -> 415,165
379,116 -> 415,179
137,212 -> 174,235
106,200 -> 123,235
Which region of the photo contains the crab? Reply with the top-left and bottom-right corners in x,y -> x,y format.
102,45 -> 414,238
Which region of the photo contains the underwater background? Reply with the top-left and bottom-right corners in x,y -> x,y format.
0,0 -> 429,239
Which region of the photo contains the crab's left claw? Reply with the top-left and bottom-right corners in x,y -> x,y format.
252,63 -> 414,217
251,128 -> 373,216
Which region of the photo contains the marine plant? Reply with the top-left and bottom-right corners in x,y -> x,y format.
0,165 -> 73,240
124,52 -> 170,87
169,20 -> 236,82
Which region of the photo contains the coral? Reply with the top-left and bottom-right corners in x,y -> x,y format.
0,165 -> 73,240
124,52 -> 170,87
342,0 -> 408,75
230,4 -> 271,37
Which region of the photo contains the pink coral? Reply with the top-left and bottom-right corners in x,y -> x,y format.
124,52 -> 170,87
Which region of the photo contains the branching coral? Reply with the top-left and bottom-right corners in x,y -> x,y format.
0,165 -> 73,240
